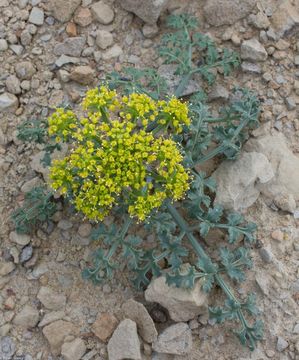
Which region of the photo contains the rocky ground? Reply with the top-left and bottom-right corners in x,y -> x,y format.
0,0 -> 299,359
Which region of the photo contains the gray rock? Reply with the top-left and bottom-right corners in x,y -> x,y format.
248,12 -> 270,29
208,84 -> 229,102
0,39 -> 8,51
15,61 -> 36,80
241,62 -> 261,74
158,64 -> 202,97
38,310 -> 65,327
107,319 -> 141,360
55,55 -> 82,67
0,337 -> 15,360
203,0 -> 256,26
21,177 -> 42,193
28,7 -> 44,25
20,245 -> 33,264
152,323 -> 192,355
91,1 -> 114,24
0,93 -> 18,113
241,39 -> 268,62
293,323 -> 299,334
122,299 -> 158,343
285,97 -> 296,110
58,219 -> 73,230
37,286 -> 66,310
277,337 -> 288,352
259,247 -> 274,264
61,338 -> 86,360
96,30 -> 113,50
43,320 -> 78,355
212,152 -> 274,211
102,44 -> 123,60
50,0 -> 81,22
145,274 -> 208,322
9,231 -> 30,246
5,75 -> 21,94
13,305 -> 39,328
142,23 -> 159,38
0,261 -> 15,276
54,37 -> 86,57
10,44 -> 24,55
271,0 -> 299,38
120,0 -> 169,24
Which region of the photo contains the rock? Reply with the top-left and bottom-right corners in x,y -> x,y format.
241,62 -> 261,74
142,24 -> 159,38
107,319 -> 141,360
152,323 -> 192,355
70,65 -> 95,85
58,219 -> 73,230
13,305 -> 39,328
20,245 -> 33,264
9,231 -> 30,246
259,247 -> 274,264
66,22 -> 77,37
54,37 -> 86,57
38,311 -> 65,327
122,299 -> 158,343
145,275 -> 208,322
212,152 -> 274,211
61,338 -> 86,360
0,337 -> 15,360
248,12 -> 270,29
293,323 -> 299,334
92,312 -> 118,342
78,223 -> 92,238
91,1 -> 114,24
0,39 -> 8,51
0,93 -> 18,113
271,0 -> 299,38
43,320 -> 78,355
0,261 -> 15,276
203,0 -> 256,26
208,84 -> 229,102
55,54 -> 82,67
74,7 -> 92,27
277,337 -> 289,352
37,286 -> 66,310
102,44 -> 123,60
15,61 -> 36,80
271,230 -> 284,242
274,193 -> 296,213
50,0 -> 81,22
28,7 -> 44,25
120,0 -> 169,24
21,177 -> 42,193
241,39 -> 268,62
96,30 -> 113,50
5,75 -> 21,95
245,132 -> 299,202
158,64 -> 202,97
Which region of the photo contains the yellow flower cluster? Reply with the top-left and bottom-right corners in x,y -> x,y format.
48,108 -> 78,142
48,86 -> 191,221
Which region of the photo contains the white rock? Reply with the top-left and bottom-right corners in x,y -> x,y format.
145,275 -> 208,322
28,7 -> 44,25
107,319 -> 141,360
102,44 -> 123,60
0,39 -> 8,51
91,1 -> 114,24
96,30 -> 113,50
213,152 -> 274,211
241,39 -> 268,62
0,93 -> 18,113
13,305 -> 39,328
277,336 -> 289,352
9,231 -> 31,246
203,0 -> 256,26
122,299 -> 158,343
37,286 -> 66,310
61,338 -> 86,360
120,0 -> 169,24
152,323 -> 192,355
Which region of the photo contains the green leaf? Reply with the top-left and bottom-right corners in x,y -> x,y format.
219,247 -> 252,282
165,266 -> 199,289
17,119 -> 47,144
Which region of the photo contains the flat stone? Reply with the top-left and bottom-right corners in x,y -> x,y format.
50,0 -> 81,22
120,0 -> 169,24
28,7 -> 44,25
203,0 -> 256,26
55,55 -> 82,67
9,231 -> 31,246
152,323 -> 192,355
61,338 -> 86,360
70,65 -> 95,85
96,30 -> 113,50
43,320 -> 78,355
54,37 -> 86,57
241,39 -> 268,62
102,44 -> 123,60
91,1 -> 114,24
13,305 -> 39,328
92,312 -> 118,342
107,319 -> 141,360
38,311 -> 65,327
37,286 -> 66,310
145,275 -> 208,322
122,299 -> 158,343
241,62 -> 261,74
0,93 -> 18,113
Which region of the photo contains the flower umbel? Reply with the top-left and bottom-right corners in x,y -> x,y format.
48,86 -> 190,221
